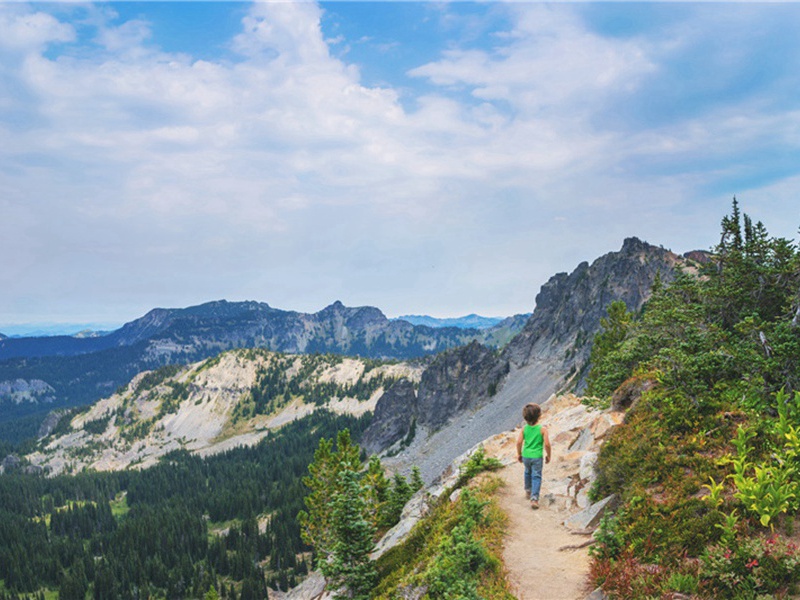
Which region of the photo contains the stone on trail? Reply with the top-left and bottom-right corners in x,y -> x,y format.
563,494 -> 618,530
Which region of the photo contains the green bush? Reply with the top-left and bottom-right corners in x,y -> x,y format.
701,535 -> 800,598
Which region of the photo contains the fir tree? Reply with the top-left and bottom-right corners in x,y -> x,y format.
324,468 -> 377,600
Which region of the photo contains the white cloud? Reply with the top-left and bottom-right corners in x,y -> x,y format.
1,2 -> 799,324
0,8 -> 74,51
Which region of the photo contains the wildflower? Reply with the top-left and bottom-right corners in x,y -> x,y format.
745,558 -> 759,569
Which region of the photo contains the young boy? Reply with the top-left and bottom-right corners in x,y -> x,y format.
516,403 -> 551,509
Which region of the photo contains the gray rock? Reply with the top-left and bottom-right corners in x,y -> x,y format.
564,494 -> 618,530
416,341 -> 510,431
579,451 -> 598,481
360,379 -> 418,455
569,427 -> 594,451
268,571 -> 328,600
1,454 -> 21,473
585,587 -> 608,600
38,409 -> 69,438
371,489 -> 432,560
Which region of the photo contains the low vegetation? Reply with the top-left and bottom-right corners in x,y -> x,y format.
587,200 -> 800,599
372,448 -> 510,600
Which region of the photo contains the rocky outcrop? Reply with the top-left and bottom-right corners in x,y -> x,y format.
0,378 -> 55,404
416,341 -> 509,431
360,379 -> 418,455
360,341 -> 510,453
503,237 -> 681,385
0,453 -> 42,475
37,409 -> 69,438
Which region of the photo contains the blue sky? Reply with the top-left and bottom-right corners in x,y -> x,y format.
1,2 -> 799,330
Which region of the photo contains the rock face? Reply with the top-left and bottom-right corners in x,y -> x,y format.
416,341 -> 509,431
503,237 -> 680,386
360,341 -> 510,454
37,410 -> 69,438
360,379 -> 418,455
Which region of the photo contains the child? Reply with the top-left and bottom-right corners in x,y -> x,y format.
516,403 -> 551,509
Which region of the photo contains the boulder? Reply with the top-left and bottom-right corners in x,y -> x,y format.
564,494 -> 618,530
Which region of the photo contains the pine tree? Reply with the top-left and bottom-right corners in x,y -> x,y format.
361,455 -> 389,530
323,468 -> 377,600
297,430 -> 361,567
410,466 -> 424,493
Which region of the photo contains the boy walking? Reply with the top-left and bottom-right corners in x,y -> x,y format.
516,403 -> 552,509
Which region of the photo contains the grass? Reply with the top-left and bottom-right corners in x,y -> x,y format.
110,491 -> 130,519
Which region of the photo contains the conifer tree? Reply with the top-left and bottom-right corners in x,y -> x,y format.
361,454 -> 389,530
410,466 -> 424,493
298,430 -> 361,566
324,468 -> 377,600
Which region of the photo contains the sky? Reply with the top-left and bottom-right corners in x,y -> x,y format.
2,1 -> 800,331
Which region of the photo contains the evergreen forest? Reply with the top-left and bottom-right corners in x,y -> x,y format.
0,410 -> 372,600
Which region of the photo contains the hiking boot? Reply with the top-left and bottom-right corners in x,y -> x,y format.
530,499 -> 539,510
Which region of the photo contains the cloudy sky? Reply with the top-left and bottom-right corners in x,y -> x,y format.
2,1 -> 799,331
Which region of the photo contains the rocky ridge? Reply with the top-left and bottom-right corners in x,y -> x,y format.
368,238 -> 692,483
26,349 -> 422,475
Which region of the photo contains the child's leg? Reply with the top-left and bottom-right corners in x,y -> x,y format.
523,458 -> 532,497
529,458 -> 544,501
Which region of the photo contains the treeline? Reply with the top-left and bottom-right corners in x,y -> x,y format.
0,410 -> 370,599
586,200 -> 800,598
236,353 -> 404,419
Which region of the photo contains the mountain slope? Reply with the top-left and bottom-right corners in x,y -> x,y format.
370,238 -> 695,482
25,349 -> 422,475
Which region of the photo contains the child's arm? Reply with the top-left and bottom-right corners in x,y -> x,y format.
516,428 -> 524,463
542,426 -> 552,463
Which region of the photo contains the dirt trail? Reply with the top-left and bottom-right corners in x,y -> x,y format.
496,460 -> 592,600
481,395 -> 617,600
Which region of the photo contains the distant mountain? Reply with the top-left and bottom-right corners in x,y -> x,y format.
0,323 -> 120,338
0,300 -> 528,443
394,314 -> 514,329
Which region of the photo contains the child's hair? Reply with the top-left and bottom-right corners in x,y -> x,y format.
523,403 -> 541,425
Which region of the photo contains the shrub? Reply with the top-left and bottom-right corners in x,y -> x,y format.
701,535 -> 800,598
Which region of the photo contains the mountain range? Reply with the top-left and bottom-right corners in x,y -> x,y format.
391,314 -> 526,329
0,301 -> 525,443
13,237 -> 701,483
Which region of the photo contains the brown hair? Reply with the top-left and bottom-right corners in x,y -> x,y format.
523,403 -> 541,426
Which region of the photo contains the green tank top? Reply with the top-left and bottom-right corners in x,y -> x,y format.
522,424 -> 544,459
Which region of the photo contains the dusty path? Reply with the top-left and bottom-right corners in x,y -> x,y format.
481,395 -> 619,600
497,460 -> 592,600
